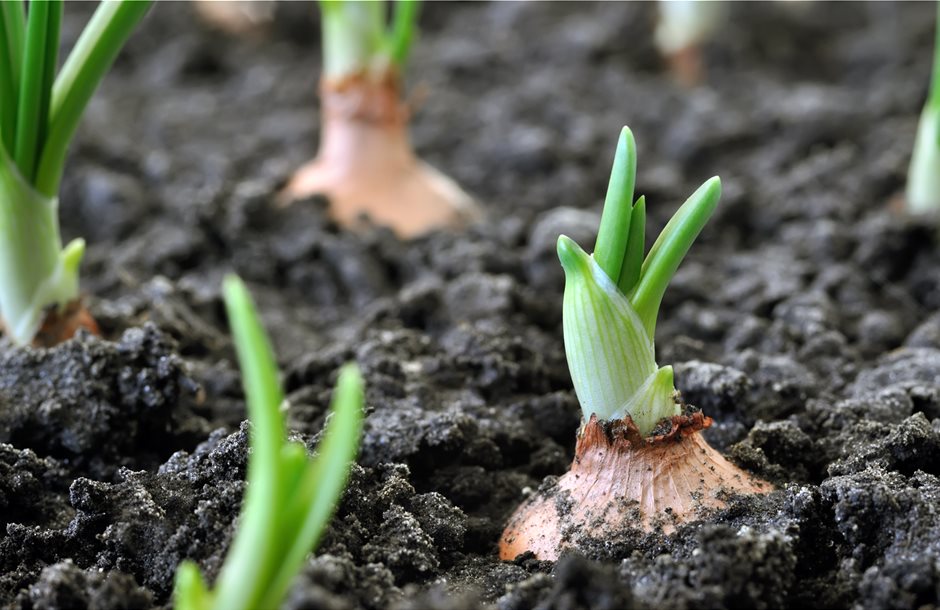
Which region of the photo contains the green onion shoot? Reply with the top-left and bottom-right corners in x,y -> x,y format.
0,0 -> 152,345
654,0 -> 726,86
320,0 -> 418,81
906,2 -> 940,214
174,275 -> 363,610
559,126 -> 720,436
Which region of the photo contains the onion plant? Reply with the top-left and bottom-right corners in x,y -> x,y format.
320,0 -> 417,80
174,275 -> 364,610
500,127 -> 770,561
655,0 -> 726,86
907,2 -> 940,214
0,0 -> 151,345
558,126 -> 720,436
280,0 -> 478,238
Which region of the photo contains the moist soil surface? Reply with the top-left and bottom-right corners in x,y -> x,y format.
3,2 -> 940,609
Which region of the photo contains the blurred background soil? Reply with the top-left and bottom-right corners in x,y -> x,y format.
3,2 -> 940,609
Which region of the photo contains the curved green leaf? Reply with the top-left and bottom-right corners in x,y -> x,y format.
631,176 -> 720,337
592,126 -> 636,285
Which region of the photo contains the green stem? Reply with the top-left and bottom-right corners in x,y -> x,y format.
630,176 -> 721,337
14,0 -> 57,180
174,562 -> 212,610
593,127 -> 637,286
320,0 -> 385,79
0,1 -> 25,154
35,0 -> 152,197
0,147 -> 82,345
618,196 -> 646,295
211,275 -> 286,610
40,1 -> 62,152
0,2 -> 24,85
906,104 -> 940,213
179,277 -> 364,610
260,365 -> 363,610
904,1 -> 940,213
385,0 -> 420,70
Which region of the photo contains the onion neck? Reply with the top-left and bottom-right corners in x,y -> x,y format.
499,411 -> 772,561
316,71 -> 415,178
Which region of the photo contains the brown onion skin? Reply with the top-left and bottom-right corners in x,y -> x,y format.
28,298 -> 100,348
499,412 -> 773,561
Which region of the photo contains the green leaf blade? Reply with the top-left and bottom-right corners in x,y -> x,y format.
592,126 -> 637,285
907,105 -> 940,213
173,561 -> 213,610
211,274 -> 287,610
261,363 -> 364,610
1,2 -> 25,85
0,1 -> 26,154
222,275 -> 284,474
320,0 -> 385,79
278,442 -> 310,507
630,176 -> 721,337
38,1 -> 62,154
618,196 -> 646,295
35,0 -> 152,196
194,277 -> 364,610
386,0 -> 421,70
905,4 -> 940,213
14,0 -> 56,180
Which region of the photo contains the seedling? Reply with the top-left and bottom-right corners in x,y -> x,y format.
174,275 -> 363,610
560,126 -> 721,437
279,0 -> 478,238
655,0 -> 726,86
906,2 -> 940,214
0,0 -> 151,346
499,127 -> 770,560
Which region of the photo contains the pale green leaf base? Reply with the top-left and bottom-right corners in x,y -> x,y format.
0,150 -> 81,345
907,105 -> 940,214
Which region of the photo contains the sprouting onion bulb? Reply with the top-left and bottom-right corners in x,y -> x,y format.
0,1 -> 152,344
906,2 -> 940,214
559,127 -> 720,436
283,0 -> 478,239
174,276 -> 364,610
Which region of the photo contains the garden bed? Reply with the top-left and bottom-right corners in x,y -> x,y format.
3,2 -> 940,609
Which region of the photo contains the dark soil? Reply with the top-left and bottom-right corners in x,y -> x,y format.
3,2 -> 940,609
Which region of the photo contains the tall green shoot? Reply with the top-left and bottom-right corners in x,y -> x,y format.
174,276 -> 364,610
907,2 -> 940,214
0,0 -> 151,345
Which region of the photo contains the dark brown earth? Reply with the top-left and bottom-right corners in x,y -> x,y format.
3,2 -> 940,609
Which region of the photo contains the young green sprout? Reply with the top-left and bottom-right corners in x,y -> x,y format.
280,0 -> 478,238
655,0 -> 727,86
0,0 -> 151,346
500,127 -> 770,560
560,127 -> 721,436
174,275 -> 363,610
906,2 -> 940,214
